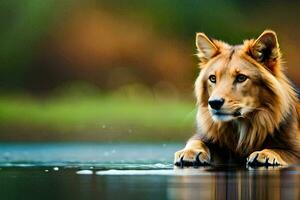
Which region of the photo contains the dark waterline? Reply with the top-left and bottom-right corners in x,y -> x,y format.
0,143 -> 299,200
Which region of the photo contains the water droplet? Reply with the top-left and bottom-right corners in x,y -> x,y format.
53,167 -> 59,171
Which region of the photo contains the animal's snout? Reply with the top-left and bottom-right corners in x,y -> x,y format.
208,98 -> 225,110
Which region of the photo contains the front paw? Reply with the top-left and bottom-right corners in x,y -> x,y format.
247,149 -> 287,167
174,148 -> 210,167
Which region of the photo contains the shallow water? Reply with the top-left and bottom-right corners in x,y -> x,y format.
0,143 -> 299,200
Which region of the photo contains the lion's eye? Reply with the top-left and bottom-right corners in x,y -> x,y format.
236,74 -> 248,83
209,75 -> 216,83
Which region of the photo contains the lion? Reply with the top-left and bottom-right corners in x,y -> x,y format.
174,30 -> 300,167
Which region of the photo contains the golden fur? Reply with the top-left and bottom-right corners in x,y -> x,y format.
174,30 -> 300,167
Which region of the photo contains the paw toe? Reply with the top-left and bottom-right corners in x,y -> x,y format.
247,150 -> 285,167
174,149 -> 210,167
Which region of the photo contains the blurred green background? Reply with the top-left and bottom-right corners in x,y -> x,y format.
1,0 -> 300,142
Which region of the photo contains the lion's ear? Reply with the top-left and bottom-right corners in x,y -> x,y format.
250,30 -> 281,73
196,33 -> 218,63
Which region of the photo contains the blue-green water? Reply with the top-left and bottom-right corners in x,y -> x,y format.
0,143 -> 299,200
0,143 -> 177,168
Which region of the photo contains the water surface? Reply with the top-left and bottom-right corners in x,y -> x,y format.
0,143 -> 299,200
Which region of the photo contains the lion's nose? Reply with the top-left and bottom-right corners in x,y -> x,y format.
208,98 -> 225,110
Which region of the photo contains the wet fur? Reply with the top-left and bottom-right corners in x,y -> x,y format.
175,30 -> 300,166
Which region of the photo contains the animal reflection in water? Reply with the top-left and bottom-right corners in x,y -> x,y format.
168,167 -> 300,200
